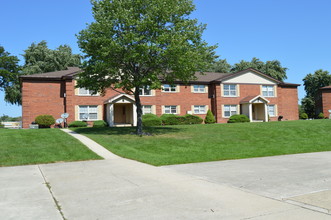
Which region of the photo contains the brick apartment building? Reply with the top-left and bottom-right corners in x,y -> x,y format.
316,86 -> 331,118
21,67 -> 300,128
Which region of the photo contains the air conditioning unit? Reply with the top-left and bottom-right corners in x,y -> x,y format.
187,111 -> 192,114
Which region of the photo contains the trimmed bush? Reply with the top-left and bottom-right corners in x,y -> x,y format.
300,113 -> 308,120
142,114 -> 162,127
228,114 -> 250,123
35,115 -> 55,128
317,112 -> 325,119
204,110 -> 216,124
184,114 -> 203,124
68,121 -> 88,127
0,123 -> 4,128
160,114 -> 180,125
93,120 -> 108,127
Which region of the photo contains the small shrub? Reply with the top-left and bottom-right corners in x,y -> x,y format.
0,123 -> 4,128
160,114 -> 180,125
68,121 -> 88,127
204,110 -> 216,124
142,114 -> 162,127
300,113 -> 308,120
317,112 -> 324,119
93,120 -> 108,127
184,114 -> 203,124
35,115 -> 55,128
228,114 -> 250,123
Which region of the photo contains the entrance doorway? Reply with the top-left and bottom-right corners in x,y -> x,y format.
114,103 -> 133,125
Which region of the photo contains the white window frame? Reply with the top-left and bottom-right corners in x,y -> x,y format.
142,105 -> 153,115
78,87 -> 99,96
194,105 -> 206,114
139,86 -> 152,96
164,105 -> 178,114
162,84 -> 177,92
268,105 -> 276,117
223,84 -> 237,97
79,105 -> 98,121
262,85 -> 275,97
223,105 -> 237,118
193,85 -> 206,93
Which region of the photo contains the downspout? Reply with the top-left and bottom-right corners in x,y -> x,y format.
62,77 -> 67,127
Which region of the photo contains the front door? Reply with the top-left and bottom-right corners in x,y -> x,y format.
114,104 -> 127,123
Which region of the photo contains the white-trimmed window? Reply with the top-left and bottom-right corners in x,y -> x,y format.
194,105 -> 206,114
142,105 -> 152,115
223,105 -> 237,117
262,85 -> 275,97
193,85 -> 206,93
78,87 -> 98,96
164,105 -> 177,114
139,86 -> 152,96
163,84 -> 177,92
268,105 -> 276,117
223,84 -> 237,97
79,105 -> 98,120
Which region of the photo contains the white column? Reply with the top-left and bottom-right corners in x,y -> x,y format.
249,103 -> 253,122
133,103 -> 137,126
108,104 -> 114,127
264,103 -> 269,122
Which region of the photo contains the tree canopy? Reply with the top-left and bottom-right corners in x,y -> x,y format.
303,69 -> 331,98
4,41 -> 81,105
0,46 -> 21,104
230,57 -> 288,81
77,0 -> 217,135
208,58 -> 231,73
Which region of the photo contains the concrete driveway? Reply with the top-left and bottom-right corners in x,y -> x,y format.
166,152 -> 331,214
1,153 -> 331,219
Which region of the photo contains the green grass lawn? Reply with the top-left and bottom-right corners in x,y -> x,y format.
72,119 -> 331,166
0,129 -> 101,166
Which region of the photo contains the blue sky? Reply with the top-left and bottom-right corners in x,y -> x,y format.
1,0 -> 331,117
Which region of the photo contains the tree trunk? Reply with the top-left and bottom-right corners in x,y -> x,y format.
134,87 -> 143,135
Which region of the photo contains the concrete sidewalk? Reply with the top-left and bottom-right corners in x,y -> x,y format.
1,131 -> 331,219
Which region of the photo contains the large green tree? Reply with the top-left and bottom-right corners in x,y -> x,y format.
5,41 -> 81,105
302,69 -> 331,117
77,0 -> 217,135
208,58 -> 231,73
0,46 -> 21,104
231,57 -> 288,81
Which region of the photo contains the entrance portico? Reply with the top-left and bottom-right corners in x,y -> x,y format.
105,94 -> 137,127
240,95 -> 270,122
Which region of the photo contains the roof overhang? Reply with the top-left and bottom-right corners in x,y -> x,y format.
104,93 -> 135,104
240,95 -> 270,104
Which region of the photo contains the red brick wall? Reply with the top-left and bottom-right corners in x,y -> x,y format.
322,90 -> 331,118
278,86 -> 299,121
22,80 -> 65,128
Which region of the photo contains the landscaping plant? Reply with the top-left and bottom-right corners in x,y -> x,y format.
93,120 -> 108,128
204,110 -> 216,124
228,114 -> 250,123
68,121 -> 88,128
35,115 -> 55,128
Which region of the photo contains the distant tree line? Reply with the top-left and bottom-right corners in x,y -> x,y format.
0,114 -> 22,122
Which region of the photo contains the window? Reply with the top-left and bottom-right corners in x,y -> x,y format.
164,105 -> 177,114
268,105 -> 276,117
78,87 -> 97,96
194,105 -> 206,114
79,105 -> 98,120
193,85 -> 206,93
142,105 -> 152,115
139,86 -> 152,96
262,85 -> 275,97
223,105 -> 237,117
223,84 -> 237,97
163,84 -> 177,92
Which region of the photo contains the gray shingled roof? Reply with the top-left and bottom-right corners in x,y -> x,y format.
20,67 -> 81,79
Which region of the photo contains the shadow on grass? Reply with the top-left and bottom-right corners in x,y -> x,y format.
72,126 -> 183,136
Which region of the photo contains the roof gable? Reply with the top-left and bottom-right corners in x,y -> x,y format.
105,93 -> 135,104
219,68 -> 280,85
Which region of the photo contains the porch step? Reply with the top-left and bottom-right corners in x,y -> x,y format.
113,123 -> 133,127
